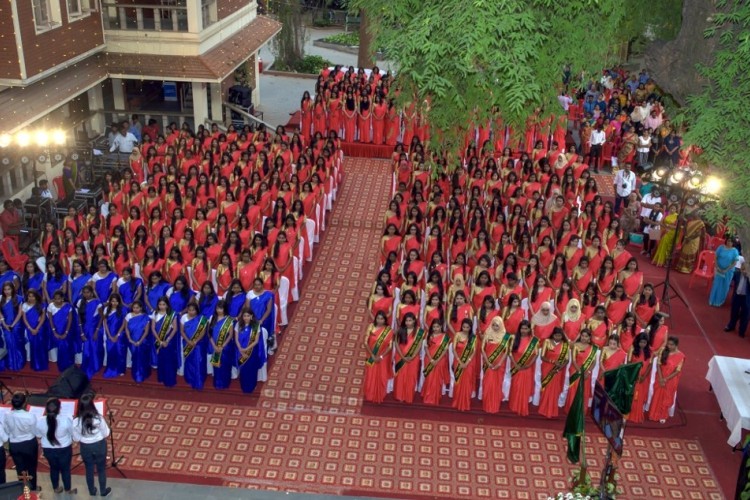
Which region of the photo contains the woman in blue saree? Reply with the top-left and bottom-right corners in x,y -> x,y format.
21,289 -> 49,371
78,285 -> 104,379
47,290 -> 77,372
167,277 -> 194,316
125,301 -> 152,383
179,302 -> 208,390
144,271 -> 170,315
246,278 -> 276,355
151,297 -> 178,387
224,280 -> 247,318
709,236 -> 740,307
234,307 -> 267,393
21,261 -> 44,295
68,259 -> 92,305
91,259 -> 117,304
43,261 -> 68,305
0,282 -> 25,371
102,293 -> 127,378
0,260 -> 20,291
208,300 -> 235,390
197,281 -> 219,319
116,266 -> 143,310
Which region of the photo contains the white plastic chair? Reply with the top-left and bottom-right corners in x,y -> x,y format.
305,219 -> 315,260
291,257 -> 300,301
278,276 -> 290,325
297,238 -> 305,280
314,205 -> 321,243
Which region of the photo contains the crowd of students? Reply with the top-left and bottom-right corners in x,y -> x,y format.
357,66 -> 693,423
0,117 -> 343,393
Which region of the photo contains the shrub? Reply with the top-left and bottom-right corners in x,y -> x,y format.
321,32 -> 360,46
295,55 -> 333,74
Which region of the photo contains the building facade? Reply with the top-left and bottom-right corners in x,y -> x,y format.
0,0 -> 280,198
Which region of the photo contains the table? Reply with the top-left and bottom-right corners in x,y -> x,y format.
74,185 -> 103,207
705,355 -> 750,447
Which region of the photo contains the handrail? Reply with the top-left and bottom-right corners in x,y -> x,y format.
223,102 -> 277,131
101,2 -> 186,9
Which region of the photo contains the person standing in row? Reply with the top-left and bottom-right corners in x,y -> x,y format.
4,392 -> 40,492
72,394 -> 112,497
36,398 -> 77,494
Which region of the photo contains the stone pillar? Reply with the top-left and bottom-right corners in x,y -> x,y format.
87,84 -> 106,133
192,82 -> 209,128
209,82 -> 223,122
187,0 -> 201,33
111,78 -> 126,122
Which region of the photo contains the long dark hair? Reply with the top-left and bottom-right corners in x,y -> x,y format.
512,320 -> 531,352
397,312 -> 417,344
45,398 -> 62,446
661,335 -> 678,364
632,332 -> 651,360
646,313 -> 664,346
637,283 -> 657,307
77,393 -> 101,435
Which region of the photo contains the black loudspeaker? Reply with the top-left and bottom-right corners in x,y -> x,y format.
47,366 -> 92,399
0,482 -> 24,499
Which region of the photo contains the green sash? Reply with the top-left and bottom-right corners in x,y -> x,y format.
210,317 -> 234,367
422,334 -> 450,377
453,335 -> 477,384
155,311 -> 175,351
182,316 -> 209,358
395,328 -> 426,374
541,341 -> 570,388
238,324 -> 260,365
569,345 -> 599,383
365,327 -> 392,367
510,337 -> 540,375
482,333 -> 513,373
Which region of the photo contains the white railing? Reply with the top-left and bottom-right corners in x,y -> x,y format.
101,1 -> 188,32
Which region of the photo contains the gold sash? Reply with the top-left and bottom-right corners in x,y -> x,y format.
365,327 -> 391,367
569,345 -> 599,383
422,334 -> 450,377
210,317 -> 234,367
510,337 -> 540,375
541,341 -> 569,388
453,335 -> 477,383
482,333 -> 513,373
182,316 -> 208,358
155,311 -> 175,352
238,324 -> 260,365
395,328 -> 426,374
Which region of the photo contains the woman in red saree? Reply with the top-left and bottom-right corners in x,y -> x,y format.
372,96 -> 388,145
531,301 -> 559,340
272,231 -> 295,302
447,290 -> 474,338
648,336 -> 685,423
420,320 -> 451,405
605,283 -> 630,326
384,100 -> 401,146
561,299 -> 584,342
646,313 -> 669,355
508,320 -> 538,416
614,312 -> 638,353
610,239 -> 632,273
633,283 -> 659,329
368,282 -> 394,326
565,328 -> 598,413
480,317 -> 511,413
598,334 -> 627,382
627,332 -> 653,423
393,313 -> 424,404
300,91 -> 313,142
501,293 -> 525,337
312,94 -> 327,137
596,256 -> 617,299
327,91 -> 342,138
363,311 -> 394,404
585,305 -> 610,348
618,257 -> 643,297
451,318 -> 478,411
538,327 -> 569,418
357,93 -> 373,143
342,90 -> 357,142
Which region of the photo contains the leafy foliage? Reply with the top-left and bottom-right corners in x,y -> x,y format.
679,0 -> 750,237
321,31 -> 360,46
296,55 -> 334,74
348,0 -> 643,149
270,0 -> 307,70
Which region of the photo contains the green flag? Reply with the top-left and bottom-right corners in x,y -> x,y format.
603,362 -> 642,415
563,367 -> 586,463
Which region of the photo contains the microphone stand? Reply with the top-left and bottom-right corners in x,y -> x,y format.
107,409 -> 127,478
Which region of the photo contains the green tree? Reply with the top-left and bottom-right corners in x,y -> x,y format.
270,0 -> 307,71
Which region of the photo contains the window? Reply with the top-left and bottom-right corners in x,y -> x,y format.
66,0 -> 91,20
201,0 -> 217,29
32,0 -> 62,32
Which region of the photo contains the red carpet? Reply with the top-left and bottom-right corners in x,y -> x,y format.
0,158 -> 740,498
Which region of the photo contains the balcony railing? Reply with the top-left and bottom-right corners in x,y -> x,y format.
102,1 -> 188,32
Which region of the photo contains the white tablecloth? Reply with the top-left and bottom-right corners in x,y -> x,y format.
705,356 -> 750,446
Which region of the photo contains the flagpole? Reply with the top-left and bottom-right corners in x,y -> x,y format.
598,443 -> 612,500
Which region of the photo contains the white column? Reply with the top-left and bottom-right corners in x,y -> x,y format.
192,82 -> 209,128
251,52 -> 260,107
112,78 -> 126,120
87,84 -> 106,132
209,82 -> 223,122
186,0 -> 201,33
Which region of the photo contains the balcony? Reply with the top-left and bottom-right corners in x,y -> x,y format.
101,1 -> 189,32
